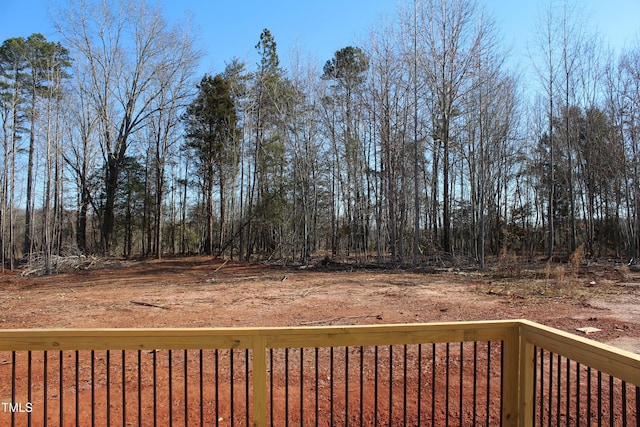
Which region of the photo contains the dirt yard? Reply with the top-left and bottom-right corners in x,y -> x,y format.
2,256 -> 640,426
2,256 -> 640,352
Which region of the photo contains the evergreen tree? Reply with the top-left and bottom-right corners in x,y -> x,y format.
321,46 -> 369,257
244,28 -> 288,259
22,34 -> 71,258
0,37 -> 28,269
184,74 -> 238,255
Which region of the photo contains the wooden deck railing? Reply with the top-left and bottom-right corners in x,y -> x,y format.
0,320 -> 639,426
518,319 -> 640,425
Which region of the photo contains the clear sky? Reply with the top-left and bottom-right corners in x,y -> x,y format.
1,0 -> 639,76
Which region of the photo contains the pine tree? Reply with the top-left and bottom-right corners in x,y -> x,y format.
184,74 -> 238,255
322,46 -> 369,257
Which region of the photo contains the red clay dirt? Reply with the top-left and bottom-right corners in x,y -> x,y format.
1,256 -> 639,346
1,256 -> 639,425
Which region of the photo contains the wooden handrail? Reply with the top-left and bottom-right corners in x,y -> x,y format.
0,320 -> 520,351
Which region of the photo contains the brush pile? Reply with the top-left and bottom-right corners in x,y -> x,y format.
21,254 -> 102,276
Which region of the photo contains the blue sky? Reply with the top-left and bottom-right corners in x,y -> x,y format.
1,0 -> 639,76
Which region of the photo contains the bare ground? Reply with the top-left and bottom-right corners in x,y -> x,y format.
2,256 -> 640,426
2,256 -> 640,352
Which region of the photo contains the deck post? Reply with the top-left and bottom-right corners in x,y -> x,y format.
252,336 -> 267,427
519,325 -> 535,427
501,324 -> 521,426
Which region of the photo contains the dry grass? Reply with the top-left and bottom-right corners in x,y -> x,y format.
553,264 -> 567,286
499,249 -> 521,276
568,244 -> 584,278
478,249 -> 634,300
544,262 -> 552,284
616,264 -> 630,280
478,276 -> 623,300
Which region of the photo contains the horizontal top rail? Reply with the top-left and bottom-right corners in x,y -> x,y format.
0,320 -> 522,351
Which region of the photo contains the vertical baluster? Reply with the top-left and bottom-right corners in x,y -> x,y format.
230,349 -> 235,426
76,350 -> 80,427
300,348 -> 304,427
345,346 -> 349,426
11,351 -> 16,427
609,375 -> 615,426
547,350 -> 553,427
445,342 -> 449,427
359,346 -> 364,427
169,350 -> 173,427
91,350 -> 95,427
500,341 -> 504,427
246,348 -> 250,427
432,343 -> 437,427
374,346 -> 379,426
597,371 -> 602,427
28,351 -> 33,427
199,350 -> 204,427
330,346 -> 334,427
285,348 -> 289,427
138,350 -> 142,427
106,350 -> 111,427
575,362 -> 580,426
122,350 -> 126,427
472,342 -> 477,426
485,342 -> 491,427
389,345 -> 393,427
403,344 -> 408,427
417,344 -> 422,427
214,349 -> 219,427
315,347 -> 319,427
532,346 -> 537,427
566,357 -> 570,426
586,366 -> 592,427
59,350 -> 63,427
556,354 -> 561,426
269,349 -> 273,426
153,349 -> 157,427
184,350 -> 188,427
44,351 -> 48,427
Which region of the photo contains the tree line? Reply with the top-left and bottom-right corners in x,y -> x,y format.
1,0 -> 640,273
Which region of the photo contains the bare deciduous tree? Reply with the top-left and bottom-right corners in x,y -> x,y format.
54,0 -> 200,255
420,0 -> 487,255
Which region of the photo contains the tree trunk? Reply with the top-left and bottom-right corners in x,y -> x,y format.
442,119 -> 451,254
24,81 -> 38,258
218,172 -> 226,256
155,171 -> 163,259
102,155 -> 120,255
